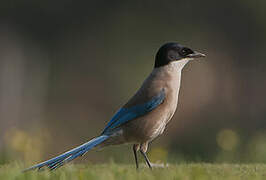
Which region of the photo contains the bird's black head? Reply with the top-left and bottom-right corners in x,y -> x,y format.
154,42 -> 205,68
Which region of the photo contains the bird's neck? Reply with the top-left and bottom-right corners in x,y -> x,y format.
153,59 -> 189,76
167,59 -> 190,72
151,59 -> 189,98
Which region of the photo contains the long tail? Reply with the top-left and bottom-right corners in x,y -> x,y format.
23,135 -> 109,171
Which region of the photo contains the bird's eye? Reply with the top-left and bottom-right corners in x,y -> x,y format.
179,48 -> 193,56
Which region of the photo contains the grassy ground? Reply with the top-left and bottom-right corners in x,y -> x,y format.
1,163 -> 266,180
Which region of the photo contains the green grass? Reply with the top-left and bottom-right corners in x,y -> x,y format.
1,163 -> 266,180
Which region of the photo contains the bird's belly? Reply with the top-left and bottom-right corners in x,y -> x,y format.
122,104 -> 176,143
122,119 -> 162,143
122,82 -> 179,143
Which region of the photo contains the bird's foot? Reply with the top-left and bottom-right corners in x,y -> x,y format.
150,163 -> 169,168
139,162 -> 169,168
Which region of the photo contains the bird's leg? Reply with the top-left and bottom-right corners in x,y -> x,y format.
133,144 -> 139,169
140,149 -> 152,169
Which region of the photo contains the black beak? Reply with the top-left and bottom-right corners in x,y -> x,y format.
187,51 -> 206,58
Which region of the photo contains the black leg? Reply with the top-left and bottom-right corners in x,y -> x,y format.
133,145 -> 139,169
140,150 -> 152,169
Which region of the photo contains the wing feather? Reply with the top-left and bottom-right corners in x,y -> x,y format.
102,88 -> 165,134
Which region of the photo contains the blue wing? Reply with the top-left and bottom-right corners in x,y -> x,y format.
102,89 -> 165,134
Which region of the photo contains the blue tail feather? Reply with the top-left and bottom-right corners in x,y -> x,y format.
23,135 -> 109,171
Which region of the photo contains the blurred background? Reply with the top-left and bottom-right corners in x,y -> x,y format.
0,0 -> 266,165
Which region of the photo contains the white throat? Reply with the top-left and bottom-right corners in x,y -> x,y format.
152,59 -> 190,76
168,59 -> 190,71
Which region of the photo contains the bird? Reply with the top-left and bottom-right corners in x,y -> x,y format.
24,42 -> 205,171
